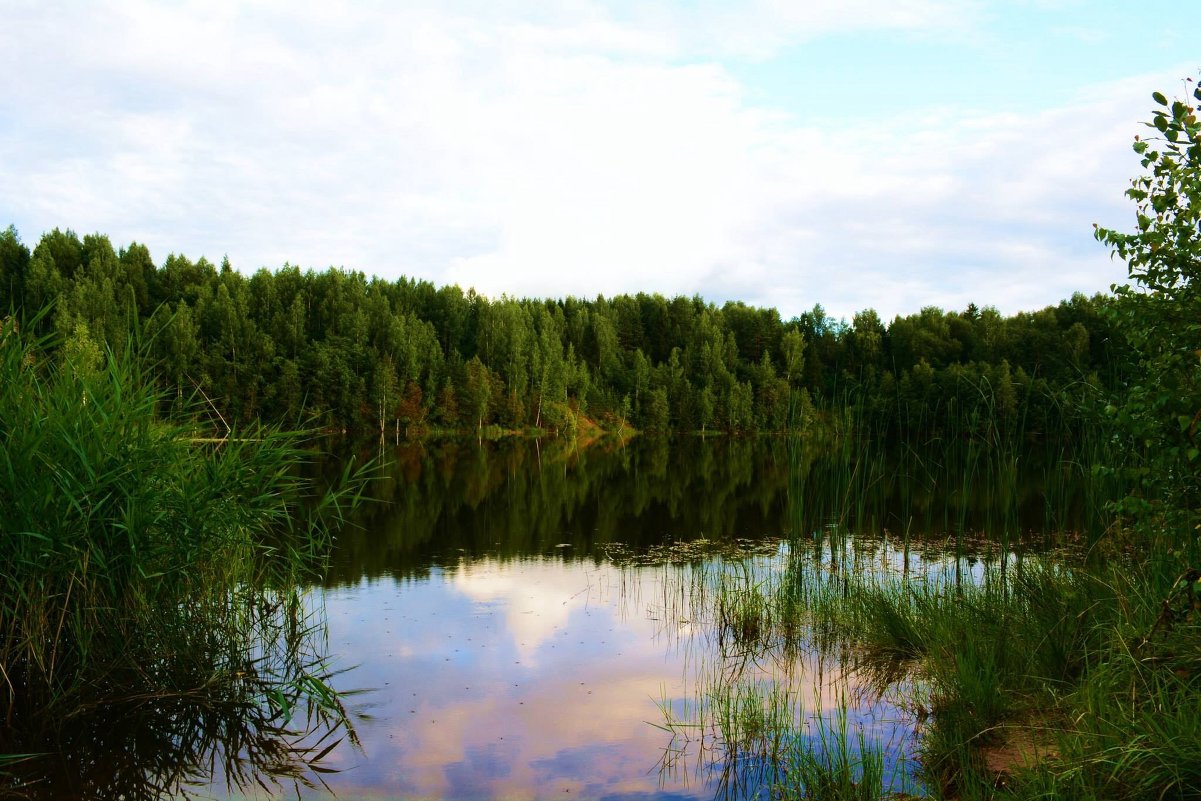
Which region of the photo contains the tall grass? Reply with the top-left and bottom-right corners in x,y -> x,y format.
644,543 -> 926,800
769,392 -> 1144,798
646,376 -> 1172,799
777,703 -> 902,801
0,318 -> 364,797
778,384 -> 1200,799
656,668 -> 913,801
783,529 -> 1201,799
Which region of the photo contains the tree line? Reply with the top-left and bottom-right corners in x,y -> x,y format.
0,224 -> 1122,438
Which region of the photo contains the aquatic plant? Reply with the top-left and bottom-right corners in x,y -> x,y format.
0,317 -> 365,797
776,704 -> 902,801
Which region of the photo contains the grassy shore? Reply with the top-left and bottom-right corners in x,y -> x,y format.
644,420 -> 1199,800
0,318 -> 365,797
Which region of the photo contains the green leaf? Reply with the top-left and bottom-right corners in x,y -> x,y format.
1153,91 -> 1168,106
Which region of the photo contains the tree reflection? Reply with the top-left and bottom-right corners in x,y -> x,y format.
1,588 -> 360,800
324,435 -> 1099,585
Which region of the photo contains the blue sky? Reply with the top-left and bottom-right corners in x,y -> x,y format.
0,0 -> 1195,320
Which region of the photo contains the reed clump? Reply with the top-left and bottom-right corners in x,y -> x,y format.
795,541 -> 1201,800
777,706 -> 896,801
0,318 -> 363,796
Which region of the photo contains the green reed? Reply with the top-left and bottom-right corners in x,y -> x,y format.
776,703 -> 897,801
643,541 -> 925,800
0,317 -> 365,797
766,387 -> 1143,798
656,667 -> 908,801
647,372 -> 1171,800
778,516 -> 1201,800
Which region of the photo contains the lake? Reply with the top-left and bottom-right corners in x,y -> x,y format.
274,435 -> 1090,800
9,435 -> 1099,799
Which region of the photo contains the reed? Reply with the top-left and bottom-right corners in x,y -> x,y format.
0,317 -> 365,796
651,376 -> 1162,799
776,704 -> 898,801
785,533 -> 1201,800
997,550 -> 1201,801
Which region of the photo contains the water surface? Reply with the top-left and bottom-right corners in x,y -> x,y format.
240,435 -> 1088,800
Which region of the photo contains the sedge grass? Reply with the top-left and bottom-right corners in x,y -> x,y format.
786,533 -> 1201,800
647,392 -> 1165,799
0,317 -> 366,797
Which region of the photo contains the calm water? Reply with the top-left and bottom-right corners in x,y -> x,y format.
6,436 -> 1094,799
209,435 -> 1084,800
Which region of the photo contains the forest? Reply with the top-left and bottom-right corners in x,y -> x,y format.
0,224 -> 1119,441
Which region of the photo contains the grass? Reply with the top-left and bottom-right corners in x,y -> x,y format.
643,538 -> 927,800
783,531 -> 1201,800
778,704 -> 900,801
640,399 -> 1196,801
0,317 -> 366,798
655,667 -> 916,801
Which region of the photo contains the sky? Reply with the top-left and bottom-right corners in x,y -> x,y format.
0,0 -> 1195,321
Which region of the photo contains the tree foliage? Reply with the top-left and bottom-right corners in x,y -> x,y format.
1096,79 -> 1201,516
0,225 -> 1122,438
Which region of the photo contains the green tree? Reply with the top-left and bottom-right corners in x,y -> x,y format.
697,385 -> 715,434
463,356 -> 494,432
644,387 -> 670,433
149,302 -> 200,413
373,357 -> 400,438
0,225 -> 30,313
848,309 -> 884,373
727,381 -> 753,432
781,327 -> 806,385
62,320 -> 104,382
1096,81 -> 1201,516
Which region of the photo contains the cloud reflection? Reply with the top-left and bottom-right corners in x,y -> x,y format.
293,554 -> 909,800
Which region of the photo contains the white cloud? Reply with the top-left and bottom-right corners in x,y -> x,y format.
0,2 -> 1183,321
452,559 -> 607,665
602,0 -> 986,60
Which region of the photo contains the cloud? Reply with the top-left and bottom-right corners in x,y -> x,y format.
0,2 -> 1185,322
670,69 -> 1175,319
602,0 -> 986,60
451,559 -> 599,664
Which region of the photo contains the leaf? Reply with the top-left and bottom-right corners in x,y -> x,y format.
312,736 -> 344,763
16,530 -> 52,542
1153,91 -> 1168,106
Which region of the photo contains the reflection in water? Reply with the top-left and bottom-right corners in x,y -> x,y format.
309,559 -> 714,799
2,590 -> 360,800
1,437 -> 1095,798
323,437 -> 791,584
271,436 -> 1099,800
325,435 -> 1095,585
300,542 -> 1022,800
300,554 -> 920,800
641,536 -> 1029,799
